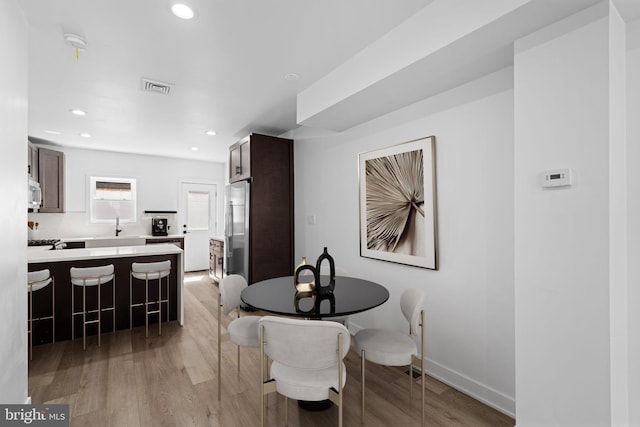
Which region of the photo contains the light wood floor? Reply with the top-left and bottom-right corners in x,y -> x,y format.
28,271 -> 515,427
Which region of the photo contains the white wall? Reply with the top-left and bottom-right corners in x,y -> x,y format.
293,72 -> 516,415
513,4 -> 621,425
0,0 -> 29,404
626,19 -> 640,427
28,146 -> 226,239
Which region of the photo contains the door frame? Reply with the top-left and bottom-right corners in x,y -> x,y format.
178,179 -> 220,272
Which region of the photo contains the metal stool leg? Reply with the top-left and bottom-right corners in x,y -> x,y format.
28,284 -> 33,361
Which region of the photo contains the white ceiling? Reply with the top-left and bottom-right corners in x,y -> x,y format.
20,0 -> 433,162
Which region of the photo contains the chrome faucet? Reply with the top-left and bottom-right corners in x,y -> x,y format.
115,216 -> 122,236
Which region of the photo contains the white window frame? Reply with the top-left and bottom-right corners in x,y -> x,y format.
89,176 -> 137,224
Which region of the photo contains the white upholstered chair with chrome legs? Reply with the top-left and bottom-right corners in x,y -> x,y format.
70,264 -> 115,350
130,260 -> 171,337
259,316 -> 350,427
27,269 -> 55,360
218,274 -> 260,400
354,288 -> 426,426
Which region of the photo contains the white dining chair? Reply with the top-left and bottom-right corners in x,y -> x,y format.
259,316 -> 350,427
354,288 -> 426,426
218,274 -> 261,400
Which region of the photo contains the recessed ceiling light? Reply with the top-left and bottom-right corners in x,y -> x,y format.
205,130 -> 217,136
80,133 -> 92,138
70,109 -> 87,116
284,73 -> 300,81
191,146 -> 199,151
171,4 -> 195,19
44,130 -> 62,135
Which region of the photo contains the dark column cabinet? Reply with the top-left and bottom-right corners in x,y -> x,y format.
230,133 -> 294,284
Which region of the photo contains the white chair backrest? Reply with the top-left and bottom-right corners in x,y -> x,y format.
220,274 -> 248,316
70,264 -> 114,286
28,269 -> 51,292
259,316 -> 350,370
132,260 -> 171,279
400,288 -> 425,336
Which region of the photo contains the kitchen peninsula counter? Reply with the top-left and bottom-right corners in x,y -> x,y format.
28,244 -> 184,346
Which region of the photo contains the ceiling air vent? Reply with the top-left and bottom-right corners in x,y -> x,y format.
141,78 -> 174,95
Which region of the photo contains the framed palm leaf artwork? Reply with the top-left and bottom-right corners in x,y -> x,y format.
359,136 -> 438,269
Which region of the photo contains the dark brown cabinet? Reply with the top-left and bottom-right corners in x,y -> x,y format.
37,147 -> 65,213
28,142 -> 39,181
209,238 -> 224,282
229,137 -> 251,183
229,133 -> 294,284
145,237 -> 184,249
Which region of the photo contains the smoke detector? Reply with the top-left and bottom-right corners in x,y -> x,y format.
64,33 -> 88,50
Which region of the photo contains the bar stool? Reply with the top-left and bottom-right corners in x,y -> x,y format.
130,260 -> 171,337
70,264 -> 115,350
27,269 -> 55,360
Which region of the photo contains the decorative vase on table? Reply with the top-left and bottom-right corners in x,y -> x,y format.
314,247 -> 336,294
293,256 -> 316,293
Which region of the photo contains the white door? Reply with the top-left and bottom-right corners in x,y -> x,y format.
179,182 -> 217,272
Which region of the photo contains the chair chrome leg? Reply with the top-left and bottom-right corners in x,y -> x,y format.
98,281 -> 102,347
361,349 -> 366,424
409,363 -> 413,399
158,277 -> 162,336
112,274 -> 116,335
52,278 -> 56,344
71,283 -> 75,343
338,333 -> 343,427
260,325 -> 265,427
28,284 -> 33,361
82,284 -> 86,350
145,278 -> 149,338
130,273 -> 133,330
284,396 -> 288,427
237,310 -> 241,373
421,309 -> 425,427
218,295 -> 222,401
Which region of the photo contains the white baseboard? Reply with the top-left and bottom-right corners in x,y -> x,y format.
424,357 -> 515,418
349,322 -> 515,418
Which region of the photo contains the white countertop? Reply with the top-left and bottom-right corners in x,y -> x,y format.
62,234 -> 185,242
28,243 -> 183,264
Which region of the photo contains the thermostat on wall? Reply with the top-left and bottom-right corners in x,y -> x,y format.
541,168 -> 572,188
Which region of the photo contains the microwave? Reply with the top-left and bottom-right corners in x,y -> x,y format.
28,177 -> 42,211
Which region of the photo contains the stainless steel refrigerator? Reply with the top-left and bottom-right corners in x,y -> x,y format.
225,181 -> 250,281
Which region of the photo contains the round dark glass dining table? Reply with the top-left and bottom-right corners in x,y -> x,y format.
240,275 -> 389,318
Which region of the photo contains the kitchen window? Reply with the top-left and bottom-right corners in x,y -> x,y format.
89,176 -> 137,223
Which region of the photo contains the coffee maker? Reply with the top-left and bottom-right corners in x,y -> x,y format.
151,217 -> 168,236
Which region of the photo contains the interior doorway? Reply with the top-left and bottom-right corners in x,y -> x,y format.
179,181 -> 217,272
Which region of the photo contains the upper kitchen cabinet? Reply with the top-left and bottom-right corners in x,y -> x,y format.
37,147 -> 65,213
228,136 -> 251,183
28,142 -> 39,181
